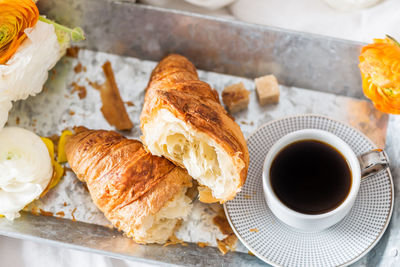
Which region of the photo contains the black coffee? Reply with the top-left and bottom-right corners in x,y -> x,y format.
270,140 -> 352,215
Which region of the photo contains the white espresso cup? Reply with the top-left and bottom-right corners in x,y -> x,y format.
262,129 -> 389,232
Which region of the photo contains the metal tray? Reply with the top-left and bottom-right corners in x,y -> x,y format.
0,0 -> 399,266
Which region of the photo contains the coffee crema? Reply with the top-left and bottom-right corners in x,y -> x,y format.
270,140 -> 352,215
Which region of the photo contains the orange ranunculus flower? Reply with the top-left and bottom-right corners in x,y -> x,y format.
0,0 -> 39,64
359,36 -> 400,114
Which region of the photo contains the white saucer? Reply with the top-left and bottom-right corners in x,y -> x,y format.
224,115 -> 394,267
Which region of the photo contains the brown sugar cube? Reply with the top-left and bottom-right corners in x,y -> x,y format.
255,75 -> 280,105
222,82 -> 250,113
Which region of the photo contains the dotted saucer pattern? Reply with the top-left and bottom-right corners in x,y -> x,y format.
224,115 -> 393,267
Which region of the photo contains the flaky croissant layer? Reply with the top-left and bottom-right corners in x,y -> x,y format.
142,108 -> 245,201
65,127 -> 192,244
141,54 -> 249,203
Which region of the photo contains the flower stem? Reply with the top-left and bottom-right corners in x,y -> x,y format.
39,16 -> 85,42
387,35 -> 400,48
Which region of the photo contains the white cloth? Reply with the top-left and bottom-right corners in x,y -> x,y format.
2,0 -> 400,266
230,0 -> 400,42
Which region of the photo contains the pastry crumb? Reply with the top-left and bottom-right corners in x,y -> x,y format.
222,82 -> 250,113
71,207 -> 77,222
164,234 -> 187,247
87,61 -> 133,131
244,195 -> 252,199
70,82 -> 87,99
39,209 -> 53,217
55,211 -> 65,217
74,62 -> 84,73
248,251 -> 255,256
197,242 -> 209,248
30,206 -> 39,216
255,74 -> 280,105
66,46 -> 80,58
249,228 -> 259,233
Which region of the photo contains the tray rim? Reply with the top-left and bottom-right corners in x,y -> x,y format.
125,1 -> 366,47
224,114 -> 395,267
0,220 -> 174,267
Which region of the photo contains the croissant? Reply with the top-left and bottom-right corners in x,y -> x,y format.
65,127 -> 192,244
140,54 -> 249,203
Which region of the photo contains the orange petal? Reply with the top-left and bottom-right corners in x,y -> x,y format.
359,37 -> 400,114
0,0 -> 39,64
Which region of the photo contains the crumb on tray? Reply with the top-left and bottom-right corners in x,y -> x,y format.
66,46 -> 80,58
197,242 -> 209,248
30,206 -> 39,216
164,234 -> 187,247
255,74 -> 280,105
56,211 -> 65,217
74,62 -> 83,73
222,82 -> 250,113
70,82 -> 87,99
249,228 -> 259,233
39,209 -> 53,217
87,61 -> 133,131
71,207 -> 77,222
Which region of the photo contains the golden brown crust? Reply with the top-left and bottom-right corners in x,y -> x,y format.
65,128 -> 192,242
140,54 -> 249,202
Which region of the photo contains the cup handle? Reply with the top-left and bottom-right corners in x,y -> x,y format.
358,149 -> 390,179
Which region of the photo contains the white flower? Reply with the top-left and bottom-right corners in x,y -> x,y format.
0,20 -> 61,102
0,127 -> 53,220
0,100 -> 12,130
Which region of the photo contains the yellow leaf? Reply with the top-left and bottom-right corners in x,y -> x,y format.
57,130 -> 73,163
41,137 -> 55,159
40,137 -> 64,197
49,161 -> 64,189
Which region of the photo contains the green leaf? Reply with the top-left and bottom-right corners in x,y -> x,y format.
386,35 -> 400,48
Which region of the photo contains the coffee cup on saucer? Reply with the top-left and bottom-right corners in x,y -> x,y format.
262,129 -> 389,232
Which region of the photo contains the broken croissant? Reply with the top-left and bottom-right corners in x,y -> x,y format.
140,54 -> 249,203
65,127 -> 192,244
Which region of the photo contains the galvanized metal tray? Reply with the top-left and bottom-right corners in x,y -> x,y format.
1,0 -> 399,266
